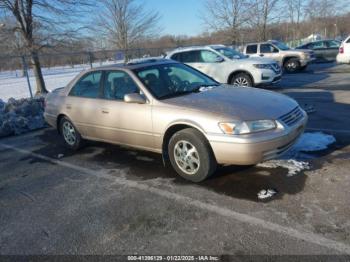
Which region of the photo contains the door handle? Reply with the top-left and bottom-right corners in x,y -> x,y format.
101,108 -> 109,114
66,104 -> 72,110
259,54 -> 264,57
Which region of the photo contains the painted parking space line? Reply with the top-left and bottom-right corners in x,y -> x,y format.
1,142 -> 350,254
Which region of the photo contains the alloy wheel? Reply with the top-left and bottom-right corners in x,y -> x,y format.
173,140 -> 200,175
62,121 -> 76,146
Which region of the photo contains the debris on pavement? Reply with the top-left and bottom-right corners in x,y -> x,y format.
57,154 -> 64,159
303,104 -> 316,114
257,189 -> 278,200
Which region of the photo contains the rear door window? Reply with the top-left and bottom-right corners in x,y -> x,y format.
246,45 -> 257,54
69,71 -> 102,98
177,51 -> 201,63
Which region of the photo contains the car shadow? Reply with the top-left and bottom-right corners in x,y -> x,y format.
17,128 -> 309,203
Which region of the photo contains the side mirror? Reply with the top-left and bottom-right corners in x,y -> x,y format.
124,93 -> 146,104
215,56 -> 225,63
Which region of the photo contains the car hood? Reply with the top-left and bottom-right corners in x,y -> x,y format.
164,86 -> 298,121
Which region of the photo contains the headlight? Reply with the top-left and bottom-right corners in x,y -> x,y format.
253,64 -> 273,69
219,120 -> 277,135
302,53 -> 309,59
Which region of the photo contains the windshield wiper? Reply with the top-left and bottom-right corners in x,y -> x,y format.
158,84 -> 219,100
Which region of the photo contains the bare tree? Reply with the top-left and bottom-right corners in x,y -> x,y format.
201,0 -> 250,45
0,0 -> 93,94
248,0 -> 280,41
285,0 -> 305,43
96,0 -> 161,59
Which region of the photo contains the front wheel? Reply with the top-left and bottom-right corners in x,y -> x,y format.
284,58 -> 301,73
59,117 -> 84,150
231,73 -> 253,87
168,128 -> 217,182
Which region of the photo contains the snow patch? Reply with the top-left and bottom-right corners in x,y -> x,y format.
257,189 -> 278,200
258,159 -> 310,177
292,132 -> 336,152
258,132 -> 336,176
136,156 -> 154,162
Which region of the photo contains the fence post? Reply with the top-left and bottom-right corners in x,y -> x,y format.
21,56 -> 33,99
88,52 -> 93,68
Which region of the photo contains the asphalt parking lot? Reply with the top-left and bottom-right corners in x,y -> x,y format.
1,62 -> 350,257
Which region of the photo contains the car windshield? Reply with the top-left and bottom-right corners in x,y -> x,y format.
214,47 -> 246,59
133,63 -> 219,100
273,41 -> 290,51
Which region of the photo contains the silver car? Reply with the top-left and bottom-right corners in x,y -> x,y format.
44,59 -> 307,182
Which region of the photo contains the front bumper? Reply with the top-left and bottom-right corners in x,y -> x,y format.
254,69 -> 282,86
300,57 -> 315,66
207,115 -> 308,165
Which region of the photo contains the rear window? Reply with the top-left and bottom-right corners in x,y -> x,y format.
171,51 -> 201,63
246,45 -> 257,54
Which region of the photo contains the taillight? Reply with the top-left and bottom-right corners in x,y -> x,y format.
339,47 -> 344,54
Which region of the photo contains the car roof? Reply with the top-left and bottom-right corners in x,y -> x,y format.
87,58 -> 178,71
245,40 -> 281,46
169,45 -> 225,53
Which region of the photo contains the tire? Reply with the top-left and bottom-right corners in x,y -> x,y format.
59,116 -> 84,150
168,128 -> 217,182
231,73 -> 253,87
284,58 -> 300,73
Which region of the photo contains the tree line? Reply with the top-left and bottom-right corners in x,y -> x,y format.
0,0 -> 350,94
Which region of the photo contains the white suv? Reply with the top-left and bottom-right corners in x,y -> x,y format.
337,36 -> 350,64
166,45 -> 282,87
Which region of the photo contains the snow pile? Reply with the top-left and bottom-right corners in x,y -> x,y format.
0,97 -> 46,137
258,132 -> 336,176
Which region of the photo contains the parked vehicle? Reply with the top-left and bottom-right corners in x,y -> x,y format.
296,40 -> 341,62
243,40 -> 315,73
44,59 -> 307,182
166,45 -> 282,87
337,36 -> 350,64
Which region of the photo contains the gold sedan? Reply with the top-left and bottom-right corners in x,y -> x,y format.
44,59 -> 307,182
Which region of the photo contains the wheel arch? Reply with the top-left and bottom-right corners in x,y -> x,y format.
282,56 -> 300,65
227,70 -> 255,86
161,122 -> 210,166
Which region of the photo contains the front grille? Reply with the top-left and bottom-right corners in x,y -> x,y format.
279,106 -> 304,127
271,63 -> 281,74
